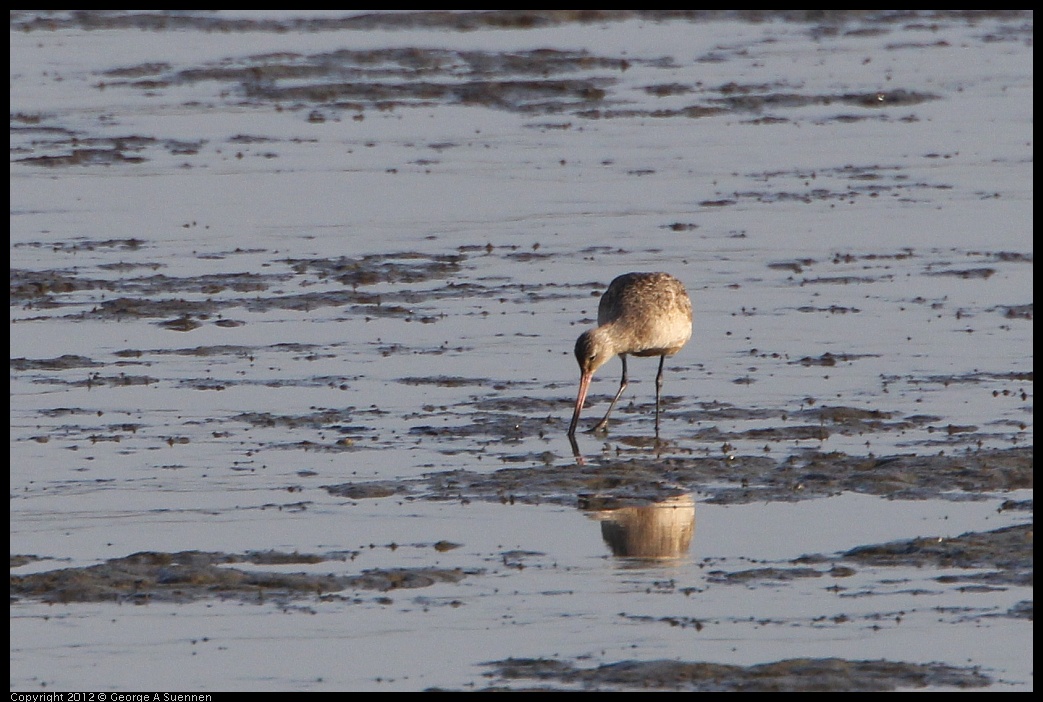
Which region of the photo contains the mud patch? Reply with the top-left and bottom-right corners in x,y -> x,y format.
10,549 -> 470,604
10,354 -> 103,371
325,446 -> 1031,507
10,248 -> 573,328
14,11 -> 1024,173
699,523 -> 1032,590
479,656 -> 991,691
831,523 -> 1032,584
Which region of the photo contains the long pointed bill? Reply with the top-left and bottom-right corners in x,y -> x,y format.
568,372 -> 592,436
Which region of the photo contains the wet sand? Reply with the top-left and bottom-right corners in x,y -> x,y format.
10,10 -> 1032,692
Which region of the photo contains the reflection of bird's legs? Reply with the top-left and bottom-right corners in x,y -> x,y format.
567,432 -> 584,465
591,355 -> 628,433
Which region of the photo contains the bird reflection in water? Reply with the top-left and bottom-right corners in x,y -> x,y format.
590,494 -> 696,561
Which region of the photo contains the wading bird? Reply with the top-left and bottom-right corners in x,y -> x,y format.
568,272 -> 692,436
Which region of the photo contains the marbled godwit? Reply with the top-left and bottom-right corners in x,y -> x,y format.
568,272 -> 692,436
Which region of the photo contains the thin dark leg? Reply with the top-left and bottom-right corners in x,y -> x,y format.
654,355 -> 666,435
591,355 -> 627,433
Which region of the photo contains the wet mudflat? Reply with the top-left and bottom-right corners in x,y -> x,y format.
10,11 -> 1032,692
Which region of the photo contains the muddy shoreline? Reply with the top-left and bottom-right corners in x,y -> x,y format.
11,9 -> 1032,692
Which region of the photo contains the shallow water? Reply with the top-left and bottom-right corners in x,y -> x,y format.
10,10 -> 1033,692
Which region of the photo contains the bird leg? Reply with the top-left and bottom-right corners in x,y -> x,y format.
591,355 -> 628,433
654,354 -> 666,435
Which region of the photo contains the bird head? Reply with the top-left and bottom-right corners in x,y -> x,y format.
574,327 -> 615,376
